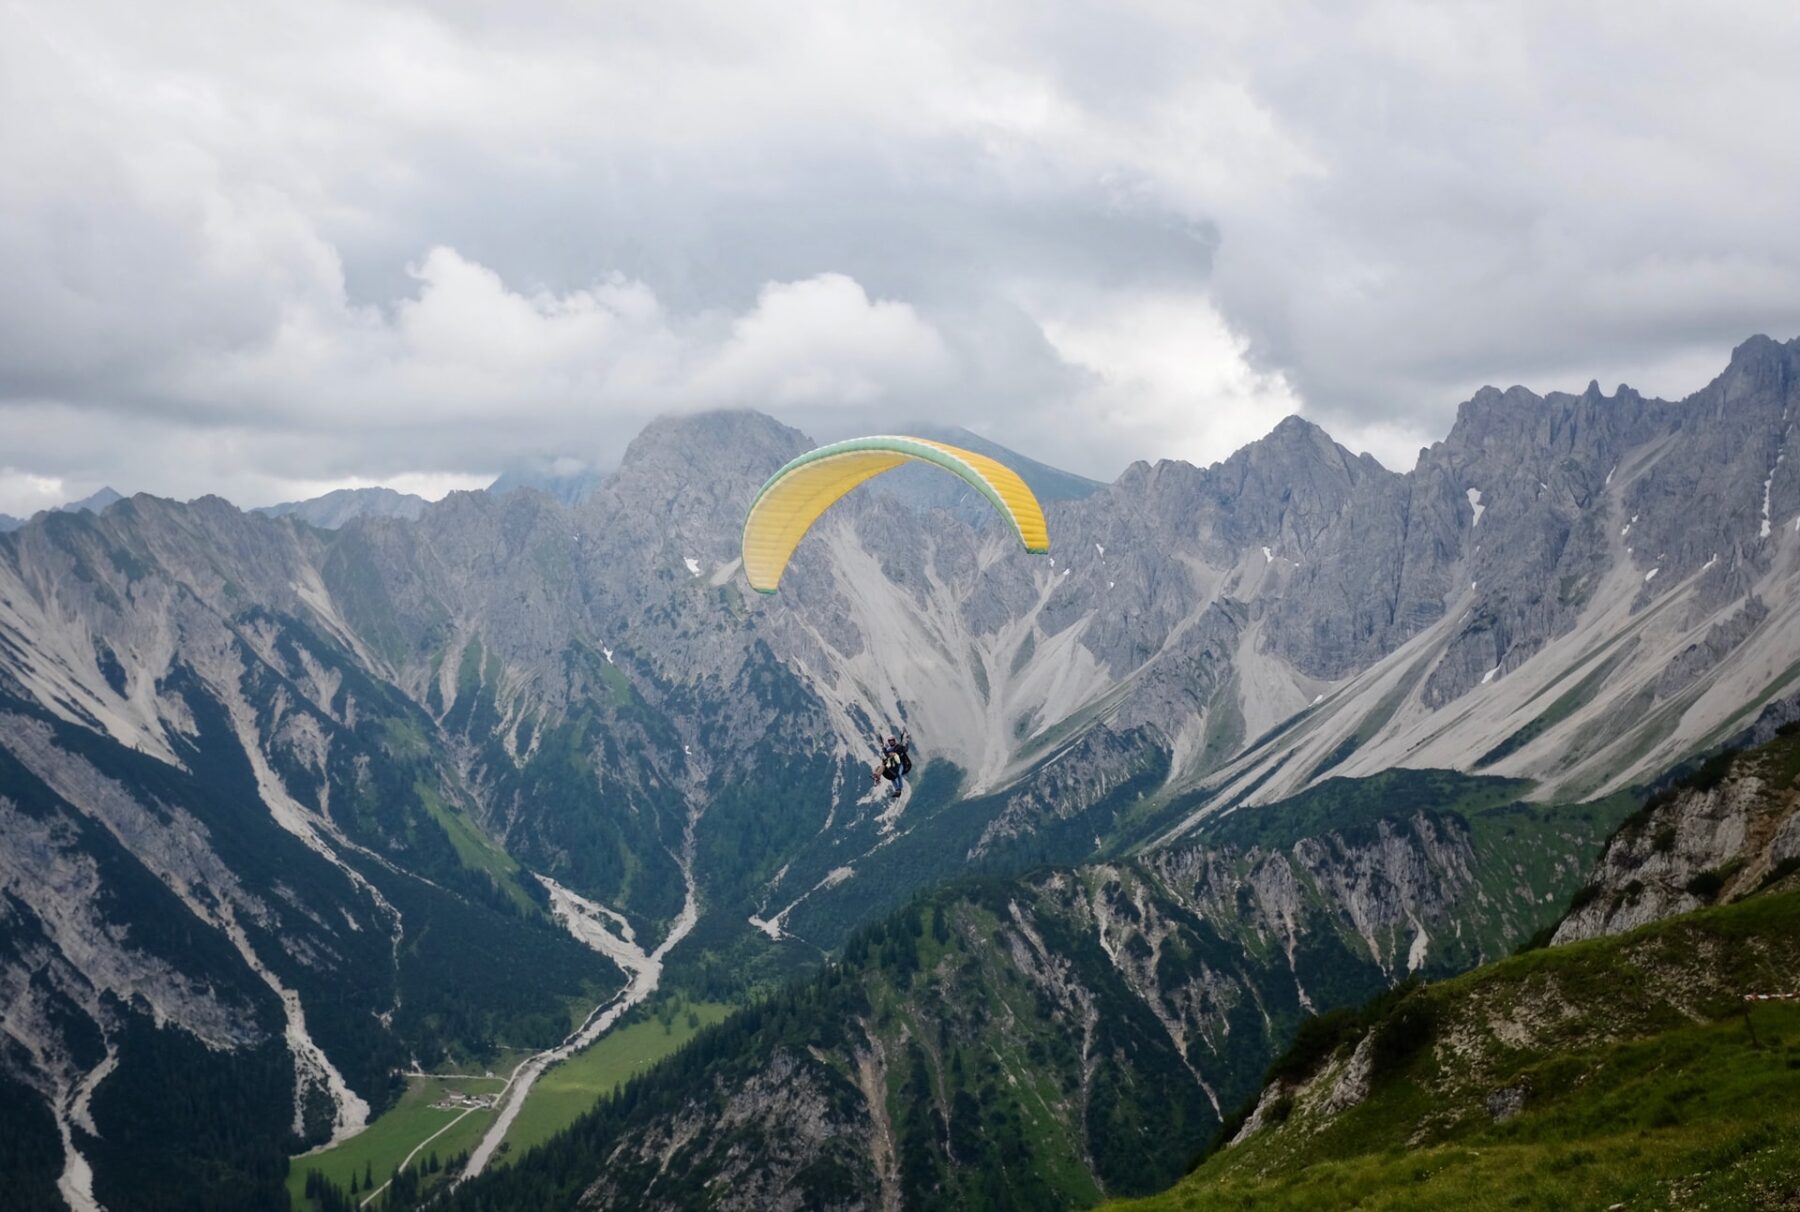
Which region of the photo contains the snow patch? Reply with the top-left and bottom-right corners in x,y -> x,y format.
1481,665 -> 1500,684
1094,542 -> 1105,556
1465,487 -> 1485,526
1606,463 -> 1617,485
1644,567 -> 1659,583
1261,545 -> 1273,563
683,556 -> 702,576
1761,474 -> 1775,538
1702,553 -> 1719,571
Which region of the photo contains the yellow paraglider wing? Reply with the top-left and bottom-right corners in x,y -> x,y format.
740,435 -> 1051,593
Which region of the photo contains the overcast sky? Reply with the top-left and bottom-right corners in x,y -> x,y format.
4,1 -> 1800,515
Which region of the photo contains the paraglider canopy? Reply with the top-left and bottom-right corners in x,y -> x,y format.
740,435 -> 1051,593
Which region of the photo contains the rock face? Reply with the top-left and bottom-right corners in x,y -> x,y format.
1553,726 -> 1800,944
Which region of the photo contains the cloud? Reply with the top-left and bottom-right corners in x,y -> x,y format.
264,470 -> 494,506
0,470 -> 68,519
189,249 -> 958,444
698,275 -> 953,408
0,244 -> 967,508
3,1 -> 1800,505
1027,290 -> 1308,469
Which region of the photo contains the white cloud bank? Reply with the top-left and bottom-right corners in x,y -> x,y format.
4,1 -> 1800,512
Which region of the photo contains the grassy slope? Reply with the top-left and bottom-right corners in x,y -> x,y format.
412,779 -> 539,915
496,1001 -> 732,1164
1112,891 -> 1800,1211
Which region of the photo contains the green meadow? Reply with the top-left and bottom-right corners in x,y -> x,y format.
497,1000 -> 732,1165
286,1072 -> 505,1206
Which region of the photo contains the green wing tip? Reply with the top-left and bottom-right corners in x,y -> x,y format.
753,586 -> 779,595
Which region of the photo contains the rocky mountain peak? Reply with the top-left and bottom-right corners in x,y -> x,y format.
1728,332 -> 1788,363
59,486 -> 125,515
1447,383 -> 1544,444
613,409 -> 809,487
1207,414 -> 1383,538
1711,331 -> 1797,403
256,486 -> 431,530
1266,412 -> 1331,442
1221,413 -> 1363,478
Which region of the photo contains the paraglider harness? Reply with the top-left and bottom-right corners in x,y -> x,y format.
873,732 -> 913,798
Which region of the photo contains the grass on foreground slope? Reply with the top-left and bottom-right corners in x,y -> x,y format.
1113,890 -> 1800,1211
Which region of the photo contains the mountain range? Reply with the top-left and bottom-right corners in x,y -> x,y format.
3,335 -> 1800,1209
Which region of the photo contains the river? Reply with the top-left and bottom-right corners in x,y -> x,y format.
458,851 -> 699,1180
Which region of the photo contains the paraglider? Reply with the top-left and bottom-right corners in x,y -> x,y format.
871,732 -> 913,798
739,435 -> 1051,594
743,436 -> 1047,806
